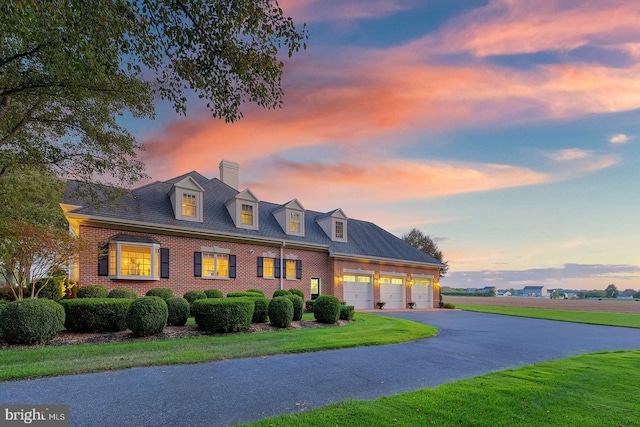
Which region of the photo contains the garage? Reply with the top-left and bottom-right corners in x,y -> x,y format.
411,278 -> 433,308
343,274 -> 373,309
380,276 -> 405,309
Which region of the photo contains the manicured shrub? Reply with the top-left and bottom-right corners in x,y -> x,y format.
204,289 -> 223,298
245,289 -> 265,296
0,300 -> 8,313
227,291 -> 262,298
59,298 -> 131,332
272,289 -> 291,298
251,297 -> 270,323
269,296 -> 294,328
305,300 -> 315,312
183,290 -> 207,315
108,288 -> 138,299
145,288 -> 174,301
0,299 -> 65,344
289,288 -> 304,300
193,298 -> 255,333
27,277 -> 66,301
77,284 -> 109,299
166,297 -> 190,326
313,295 -> 341,324
285,294 -> 304,321
126,296 -> 168,337
340,305 -> 355,321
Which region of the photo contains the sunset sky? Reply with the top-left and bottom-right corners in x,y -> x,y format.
128,0 -> 640,291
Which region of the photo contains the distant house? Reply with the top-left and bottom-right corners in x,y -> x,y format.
522,285 -> 547,297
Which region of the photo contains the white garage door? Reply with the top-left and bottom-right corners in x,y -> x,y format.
343,274 -> 373,309
411,278 -> 433,308
380,277 -> 405,309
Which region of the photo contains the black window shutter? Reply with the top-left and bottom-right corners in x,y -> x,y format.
98,243 -> 109,276
296,260 -> 302,279
275,258 -> 281,278
229,255 -> 237,278
194,252 -> 202,277
257,257 -> 263,277
160,248 -> 169,278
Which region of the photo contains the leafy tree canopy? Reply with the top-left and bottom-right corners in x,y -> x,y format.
0,1 -> 307,187
401,228 -> 450,278
605,284 -> 618,299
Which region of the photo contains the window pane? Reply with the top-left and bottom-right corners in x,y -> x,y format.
335,221 -> 343,238
155,248 -> 160,278
241,204 -> 253,225
202,253 -> 215,277
286,259 -> 296,278
109,244 -> 117,276
182,194 -> 197,217
120,245 -> 152,276
216,254 -> 229,278
290,212 -> 300,232
263,257 -> 274,278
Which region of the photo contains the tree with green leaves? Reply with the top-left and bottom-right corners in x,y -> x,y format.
0,1 -> 307,188
401,228 -> 449,278
605,284 -> 618,299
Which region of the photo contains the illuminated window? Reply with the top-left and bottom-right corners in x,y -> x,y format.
286,259 -> 296,279
241,204 -> 253,225
109,243 -> 160,279
182,194 -> 197,217
263,257 -> 274,278
380,277 -> 403,285
290,212 -> 300,232
335,221 -> 344,239
108,244 -> 117,276
202,253 -> 229,278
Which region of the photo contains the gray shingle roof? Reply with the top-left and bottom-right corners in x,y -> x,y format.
64,173 -> 444,267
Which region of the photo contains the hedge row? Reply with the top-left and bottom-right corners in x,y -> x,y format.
59,298 -> 132,332
193,298 -> 255,333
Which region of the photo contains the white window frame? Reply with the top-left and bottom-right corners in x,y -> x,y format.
263,257 -> 275,279
109,242 -> 160,280
182,193 -> 197,217
201,252 -> 229,279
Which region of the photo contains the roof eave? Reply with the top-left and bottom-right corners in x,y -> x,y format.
331,251 -> 445,269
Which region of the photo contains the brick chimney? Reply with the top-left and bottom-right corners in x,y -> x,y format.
219,160 -> 239,190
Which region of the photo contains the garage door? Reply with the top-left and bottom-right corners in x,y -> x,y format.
380,277 -> 405,309
411,278 -> 433,308
343,274 -> 373,309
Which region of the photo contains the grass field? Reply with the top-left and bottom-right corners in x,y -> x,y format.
241,349 -> 640,427
445,296 -> 640,314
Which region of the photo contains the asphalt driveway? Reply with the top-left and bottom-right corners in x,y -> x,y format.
1,310 -> 639,426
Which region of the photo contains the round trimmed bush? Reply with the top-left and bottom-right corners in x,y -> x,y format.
305,300 -> 315,312
251,297 -> 270,323
204,289 -> 223,298
145,288 -> 173,301
77,284 -> 109,299
245,289 -> 265,296
183,290 -> 207,315
313,295 -> 341,324
269,296 -> 294,328
166,297 -> 190,326
0,299 -> 65,344
59,298 -> 131,332
193,298 -> 255,333
285,294 -> 304,321
340,305 -> 355,321
0,300 -> 8,312
289,288 -> 304,300
227,291 -> 262,298
27,277 -> 66,301
108,288 -> 138,299
272,289 -> 291,298
125,296 -> 168,337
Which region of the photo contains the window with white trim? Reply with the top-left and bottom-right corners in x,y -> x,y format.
335,221 -> 344,239
107,242 -> 160,280
285,259 -> 296,279
202,253 -> 229,278
182,193 -> 197,217
290,212 -> 300,232
263,257 -> 274,278
241,204 -> 254,225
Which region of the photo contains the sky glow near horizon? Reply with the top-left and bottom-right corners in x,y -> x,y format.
130,0 -> 640,291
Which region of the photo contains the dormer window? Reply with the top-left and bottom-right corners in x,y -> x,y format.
225,188 -> 260,230
272,199 -> 305,237
335,221 -> 344,239
316,208 -> 348,243
169,176 -> 204,223
290,212 -> 300,232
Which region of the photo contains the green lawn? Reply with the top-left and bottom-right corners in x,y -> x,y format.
0,312 -> 437,381
455,304 -> 640,328
241,350 -> 640,427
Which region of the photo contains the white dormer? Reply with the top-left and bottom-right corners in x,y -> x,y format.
273,199 -> 305,237
225,188 -> 260,230
316,208 -> 348,243
169,176 -> 204,223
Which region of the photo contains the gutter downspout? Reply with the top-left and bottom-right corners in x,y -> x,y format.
280,241 -> 285,290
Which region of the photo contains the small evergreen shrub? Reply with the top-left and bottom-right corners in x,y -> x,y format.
193,298 -> 255,333
27,277 -> 66,301
183,290 -> 207,315
340,305 -> 355,321
0,299 -> 65,344
272,289 -> 291,298
289,288 -> 305,300
269,296 -> 294,328
0,300 -> 8,314
313,295 -> 341,324
125,296 -> 168,337
204,289 -> 223,298
443,303 -> 456,309
285,294 -> 304,321
166,297 -> 190,326
59,298 -> 131,332
245,289 -> 265,296
77,284 -> 109,299
145,288 -> 174,301
227,291 -> 262,298
305,300 -> 315,312
251,297 -> 270,323
108,288 -> 138,299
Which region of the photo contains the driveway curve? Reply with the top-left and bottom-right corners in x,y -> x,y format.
1,310 -> 639,426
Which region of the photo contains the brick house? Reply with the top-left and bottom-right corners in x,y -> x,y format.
62,161 -> 444,309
